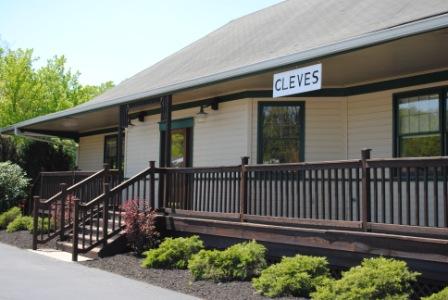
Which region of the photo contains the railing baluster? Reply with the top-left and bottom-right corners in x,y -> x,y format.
328,168 -> 333,220
424,167 -> 429,226
443,166 -> 448,227
434,166 -> 439,227
398,166 -> 402,225
415,168 -> 420,226
389,167 -> 394,224
335,168 -> 339,220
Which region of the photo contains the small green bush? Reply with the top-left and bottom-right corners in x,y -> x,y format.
28,217 -> 53,234
422,286 -> 448,300
0,161 -> 29,212
141,235 -> 204,269
6,215 -> 33,233
188,240 -> 267,282
311,257 -> 419,300
0,206 -> 22,229
252,254 -> 330,298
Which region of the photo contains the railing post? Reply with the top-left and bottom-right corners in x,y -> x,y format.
239,156 -> 249,222
103,163 -> 110,188
59,183 -> 67,241
149,161 -> 156,209
32,196 -> 40,250
72,198 -> 80,262
102,183 -> 110,247
361,149 -> 372,231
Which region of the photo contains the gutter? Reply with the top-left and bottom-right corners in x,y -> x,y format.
2,12 -> 448,134
12,128 -> 57,144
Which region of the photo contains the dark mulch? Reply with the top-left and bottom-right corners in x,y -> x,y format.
81,253 -> 304,300
0,231 -> 303,299
0,229 -> 57,249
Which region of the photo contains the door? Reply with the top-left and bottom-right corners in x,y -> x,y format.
160,127 -> 192,168
160,125 -> 193,209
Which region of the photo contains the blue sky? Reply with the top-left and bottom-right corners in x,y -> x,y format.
0,0 -> 282,85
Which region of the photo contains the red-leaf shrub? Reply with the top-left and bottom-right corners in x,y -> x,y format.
123,200 -> 159,254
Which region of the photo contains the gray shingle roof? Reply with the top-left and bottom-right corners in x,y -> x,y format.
85,0 -> 448,106
3,0 -> 448,132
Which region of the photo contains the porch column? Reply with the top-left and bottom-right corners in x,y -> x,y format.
117,105 -> 127,179
160,95 -> 172,167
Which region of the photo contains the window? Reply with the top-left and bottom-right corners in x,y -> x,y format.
258,102 -> 304,164
395,87 -> 448,157
103,134 -> 124,169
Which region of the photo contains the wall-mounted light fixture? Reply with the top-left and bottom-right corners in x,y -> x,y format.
196,105 -> 208,123
195,99 -> 219,123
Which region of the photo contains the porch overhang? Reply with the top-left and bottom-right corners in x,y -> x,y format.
1,14 -> 448,138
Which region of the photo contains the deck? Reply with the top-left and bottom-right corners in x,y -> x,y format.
33,150 -> 448,281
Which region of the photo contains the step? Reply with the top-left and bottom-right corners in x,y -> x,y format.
56,230 -> 126,259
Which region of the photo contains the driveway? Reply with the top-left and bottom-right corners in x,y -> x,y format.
0,243 -> 199,300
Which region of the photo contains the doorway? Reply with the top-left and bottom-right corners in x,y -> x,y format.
160,127 -> 193,168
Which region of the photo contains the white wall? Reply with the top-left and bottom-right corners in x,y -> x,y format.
124,100 -> 251,177
250,98 -> 347,163
77,133 -> 107,171
78,80 -> 448,177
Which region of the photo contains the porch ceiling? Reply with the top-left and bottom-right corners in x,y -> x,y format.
3,28 -> 448,136
23,106 -> 119,134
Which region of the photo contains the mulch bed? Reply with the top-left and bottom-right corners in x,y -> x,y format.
80,252 -> 302,300
0,229 -> 57,249
0,230 -> 303,300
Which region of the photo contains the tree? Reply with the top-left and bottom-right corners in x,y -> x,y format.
0,47 -> 114,128
0,45 -> 114,175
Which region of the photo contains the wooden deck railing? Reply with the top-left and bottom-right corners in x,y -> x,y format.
32,165 -> 120,249
38,170 -> 97,200
71,162 -> 159,260
156,150 -> 448,238
33,150 -> 448,261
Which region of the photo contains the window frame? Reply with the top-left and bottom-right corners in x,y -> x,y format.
257,101 -> 305,164
103,133 -> 124,169
159,117 -> 194,167
393,86 -> 448,157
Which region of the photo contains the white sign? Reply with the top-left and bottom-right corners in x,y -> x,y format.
273,64 -> 322,98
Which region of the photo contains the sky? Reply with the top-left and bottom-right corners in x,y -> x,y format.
0,0 -> 283,86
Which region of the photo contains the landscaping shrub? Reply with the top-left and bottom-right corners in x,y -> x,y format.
252,254 -> 330,298
311,257 -> 419,300
123,200 -> 159,254
0,206 -> 22,229
28,217 -> 52,234
142,235 -> 204,269
6,215 -> 33,233
188,240 -> 267,282
0,162 -> 29,212
422,286 -> 448,300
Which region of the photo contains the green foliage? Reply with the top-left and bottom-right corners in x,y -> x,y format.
188,240 -> 267,282
27,217 -> 52,234
422,286 -> 448,300
0,47 -> 114,128
0,206 -> 21,228
311,257 -> 419,300
0,162 -> 29,212
252,255 -> 330,298
6,215 -> 32,233
0,45 -> 114,169
141,236 -> 204,269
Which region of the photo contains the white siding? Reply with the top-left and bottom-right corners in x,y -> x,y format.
347,91 -> 392,159
77,134 -> 106,171
346,80 -> 448,159
250,98 -> 346,163
80,79 -> 448,177
125,100 -> 251,177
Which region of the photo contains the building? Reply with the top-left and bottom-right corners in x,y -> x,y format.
2,0 -> 448,283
